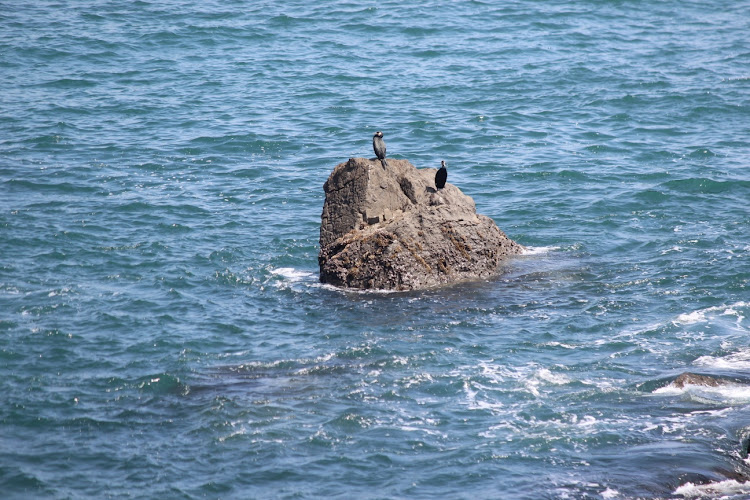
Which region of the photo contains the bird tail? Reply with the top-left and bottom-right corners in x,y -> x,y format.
380,158 -> 388,168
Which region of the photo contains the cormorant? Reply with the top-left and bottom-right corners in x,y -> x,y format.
435,160 -> 447,190
372,131 -> 388,168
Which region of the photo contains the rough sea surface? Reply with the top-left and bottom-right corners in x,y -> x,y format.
2,1 -> 749,498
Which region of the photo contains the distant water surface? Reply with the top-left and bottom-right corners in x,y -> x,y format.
1,1 -> 750,498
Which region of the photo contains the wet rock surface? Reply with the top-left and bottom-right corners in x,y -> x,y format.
672,372 -> 728,389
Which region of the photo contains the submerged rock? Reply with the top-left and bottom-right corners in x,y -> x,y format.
672,372 -> 727,388
318,157 -> 523,290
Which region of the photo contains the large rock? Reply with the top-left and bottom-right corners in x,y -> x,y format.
318,157 -> 523,290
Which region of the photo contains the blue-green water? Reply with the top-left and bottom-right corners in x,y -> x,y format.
2,1 -> 749,498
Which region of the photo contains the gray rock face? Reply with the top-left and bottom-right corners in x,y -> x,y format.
318,157 -> 523,291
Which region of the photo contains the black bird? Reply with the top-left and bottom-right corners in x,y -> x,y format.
435,160 -> 447,190
372,131 -> 388,168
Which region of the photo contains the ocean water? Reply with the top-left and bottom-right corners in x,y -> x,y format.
1,0 -> 749,498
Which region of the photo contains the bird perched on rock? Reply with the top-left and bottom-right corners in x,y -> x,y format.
435,160 -> 447,190
372,131 -> 388,168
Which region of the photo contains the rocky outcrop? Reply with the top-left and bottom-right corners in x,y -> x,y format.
672,373 -> 727,388
318,157 -> 523,291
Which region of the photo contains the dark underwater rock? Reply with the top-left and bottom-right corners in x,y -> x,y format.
318,157 -> 523,291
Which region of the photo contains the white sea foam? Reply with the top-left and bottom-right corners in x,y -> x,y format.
218,422 -> 247,443
521,245 -> 560,255
660,245 -> 682,255
600,487 -> 619,499
675,479 -> 750,498
542,341 -> 578,349
694,349 -> 750,370
311,281 -> 402,295
403,372 -> 434,389
652,385 -> 683,396
473,361 -> 576,399
674,310 -> 707,325
270,267 -> 314,282
534,368 -> 571,385
640,416 -> 688,435
654,380 -> 750,405
673,301 -> 748,326
46,287 -> 73,297
291,352 -> 338,376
